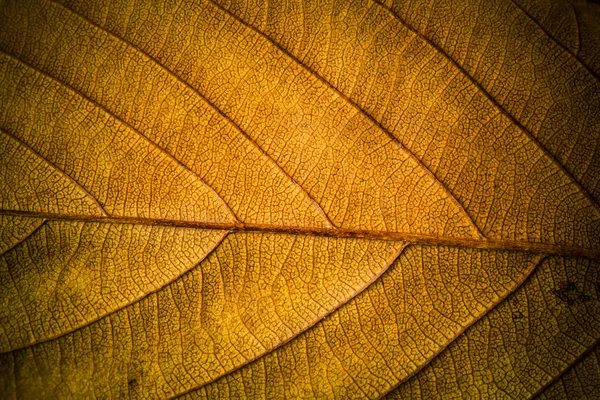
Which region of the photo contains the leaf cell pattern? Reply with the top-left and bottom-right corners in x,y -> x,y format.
0,0 -> 599,398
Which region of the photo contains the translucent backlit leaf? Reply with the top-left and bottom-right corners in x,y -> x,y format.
0,0 -> 599,398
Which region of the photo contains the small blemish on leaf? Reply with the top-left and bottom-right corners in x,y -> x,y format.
512,311 -> 524,320
551,281 -> 593,306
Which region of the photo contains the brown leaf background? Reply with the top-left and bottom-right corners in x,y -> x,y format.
0,0 -> 599,398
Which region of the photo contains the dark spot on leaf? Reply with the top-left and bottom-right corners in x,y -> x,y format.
578,294 -> 593,304
551,282 -> 593,305
559,281 -> 576,292
512,311 -> 524,320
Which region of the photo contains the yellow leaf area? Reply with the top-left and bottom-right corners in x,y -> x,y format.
0,0 -> 598,398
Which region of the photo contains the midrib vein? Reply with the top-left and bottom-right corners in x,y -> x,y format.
1,209 -> 598,260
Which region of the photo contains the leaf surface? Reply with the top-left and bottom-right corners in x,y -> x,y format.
537,343 -> 600,399
187,247 -> 542,399
0,0 -> 599,398
386,256 -> 600,398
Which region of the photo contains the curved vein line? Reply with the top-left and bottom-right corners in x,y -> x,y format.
377,253 -> 548,399
0,230 -> 230,355
372,0 -> 600,213
0,127 -> 109,216
531,338 -> 600,398
1,209 -> 599,259
0,219 -> 46,257
48,0 -> 335,229
0,49 -> 240,224
206,0 -> 485,240
572,3 -> 582,57
170,242 -> 411,399
509,0 -> 599,81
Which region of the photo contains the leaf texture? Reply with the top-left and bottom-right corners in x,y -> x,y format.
537,343 -> 600,399
186,247 -> 542,399
0,216 -> 45,255
386,256 -> 600,398
0,222 -> 227,352
0,0 -> 599,398
1,233 -> 404,398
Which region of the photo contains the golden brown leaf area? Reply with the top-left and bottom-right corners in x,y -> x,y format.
0,0 -> 599,398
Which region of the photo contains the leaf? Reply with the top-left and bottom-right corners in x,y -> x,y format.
0,0 -> 598,398
187,247 -> 544,399
0,216 -> 45,255
386,256 -> 600,399
536,343 -> 600,399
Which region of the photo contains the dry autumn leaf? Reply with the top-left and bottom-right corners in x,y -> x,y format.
0,0 -> 599,398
